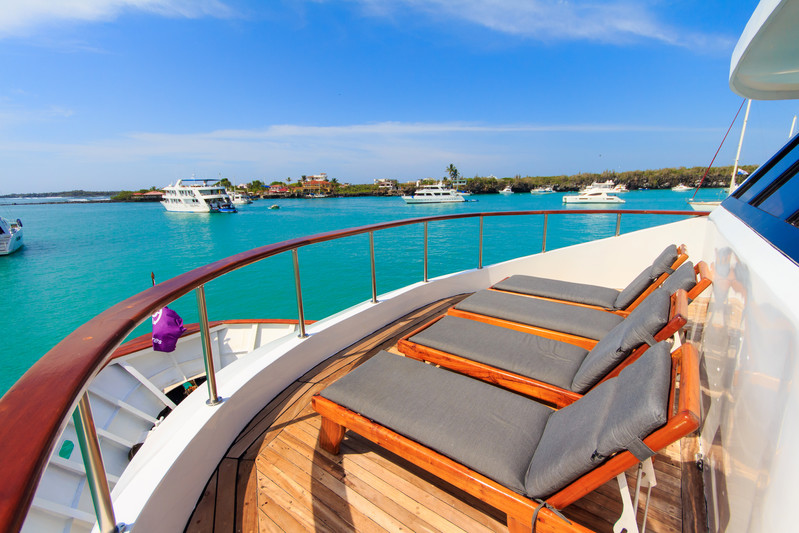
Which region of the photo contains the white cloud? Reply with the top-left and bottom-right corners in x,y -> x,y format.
1,120 -> 721,190
347,0 -> 732,49
0,0 -> 234,38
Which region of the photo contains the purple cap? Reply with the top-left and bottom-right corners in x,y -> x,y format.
152,307 -> 187,352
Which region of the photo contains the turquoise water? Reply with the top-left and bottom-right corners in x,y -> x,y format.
0,188 -> 725,395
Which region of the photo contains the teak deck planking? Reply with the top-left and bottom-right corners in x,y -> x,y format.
186,294 -> 704,532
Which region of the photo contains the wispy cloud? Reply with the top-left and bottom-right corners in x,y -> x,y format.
346,0 -> 732,49
1,120 -> 720,189
0,0 -> 234,38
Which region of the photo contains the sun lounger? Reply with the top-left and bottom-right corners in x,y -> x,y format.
312,341 -> 700,533
398,287 -> 687,404
491,244 -> 688,312
450,262 -> 707,347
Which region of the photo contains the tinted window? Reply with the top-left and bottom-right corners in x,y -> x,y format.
735,140 -> 799,203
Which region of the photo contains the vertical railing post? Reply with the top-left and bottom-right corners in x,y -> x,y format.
73,394 -> 125,533
292,249 -> 308,337
542,214 -> 548,253
196,285 -> 222,406
369,231 -> 378,303
423,221 -> 429,282
615,213 -> 622,236
478,216 -> 484,269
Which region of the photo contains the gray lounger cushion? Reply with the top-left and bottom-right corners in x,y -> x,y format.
320,351 -> 553,494
660,261 -> 696,296
493,276 -> 620,308
525,341 -> 671,498
492,245 -> 679,311
416,289 -> 670,394
455,290 -> 624,340
570,288 -> 670,393
319,343 -> 672,500
613,245 -> 679,309
409,316 -> 589,390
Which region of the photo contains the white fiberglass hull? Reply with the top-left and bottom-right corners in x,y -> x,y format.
160,201 -> 214,213
562,195 -> 624,204
401,195 -> 465,204
0,230 -> 23,255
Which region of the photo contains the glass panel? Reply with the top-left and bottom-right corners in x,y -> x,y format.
737,141 -> 799,203
757,170 -> 799,219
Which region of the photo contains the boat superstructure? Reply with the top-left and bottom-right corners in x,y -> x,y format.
0,216 -> 23,255
160,179 -> 237,213
562,190 -> 625,204
401,182 -> 466,204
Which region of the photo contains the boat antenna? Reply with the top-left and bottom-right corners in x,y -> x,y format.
691,97 -> 747,200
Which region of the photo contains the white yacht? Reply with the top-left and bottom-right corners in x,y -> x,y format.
672,184 -> 692,192
4,2 -> 799,532
0,216 -> 23,255
401,182 -> 466,204
499,185 -> 514,194
530,186 -> 554,194
229,191 -> 252,205
562,190 -> 625,204
160,179 -> 237,213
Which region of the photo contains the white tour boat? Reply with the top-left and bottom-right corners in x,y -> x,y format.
3,1 -> 799,532
160,179 -> 237,213
229,191 -> 252,205
0,216 -> 23,255
401,182 -> 466,204
562,190 -> 625,204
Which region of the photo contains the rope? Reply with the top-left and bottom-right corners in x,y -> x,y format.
691,97 -> 747,200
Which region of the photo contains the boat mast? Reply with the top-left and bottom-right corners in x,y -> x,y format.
731,98 -> 751,191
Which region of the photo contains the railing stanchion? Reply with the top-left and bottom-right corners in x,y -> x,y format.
542,214 -> 548,253
73,393 -> 125,533
292,249 -> 308,337
478,216 -> 484,269
196,285 -> 222,406
370,231 -> 378,303
424,222 -> 429,282
615,213 -> 622,236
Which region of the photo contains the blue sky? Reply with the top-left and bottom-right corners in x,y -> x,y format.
1,0 -> 797,193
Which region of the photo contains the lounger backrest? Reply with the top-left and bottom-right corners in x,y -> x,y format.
660,261 -> 696,296
570,288 -> 670,393
613,245 -> 678,309
524,341 -> 671,499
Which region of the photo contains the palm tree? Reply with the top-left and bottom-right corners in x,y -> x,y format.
446,164 -> 459,181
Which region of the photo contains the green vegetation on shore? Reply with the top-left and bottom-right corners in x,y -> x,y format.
3,164 -> 756,200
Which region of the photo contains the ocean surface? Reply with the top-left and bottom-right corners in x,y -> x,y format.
0,188 -> 727,395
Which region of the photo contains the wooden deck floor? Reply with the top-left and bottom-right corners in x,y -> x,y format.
185,295 -> 700,533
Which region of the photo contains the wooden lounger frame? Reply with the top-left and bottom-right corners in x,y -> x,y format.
312,343 -> 700,533
399,289 -> 688,406
489,245 -> 693,315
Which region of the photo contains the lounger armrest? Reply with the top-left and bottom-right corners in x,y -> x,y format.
688,261 -> 713,300
311,395 -> 594,533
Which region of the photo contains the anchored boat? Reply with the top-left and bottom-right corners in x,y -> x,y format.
160,179 -> 237,213
0,216 -> 23,255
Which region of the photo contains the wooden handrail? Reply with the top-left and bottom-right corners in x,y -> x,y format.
0,209 -> 708,532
